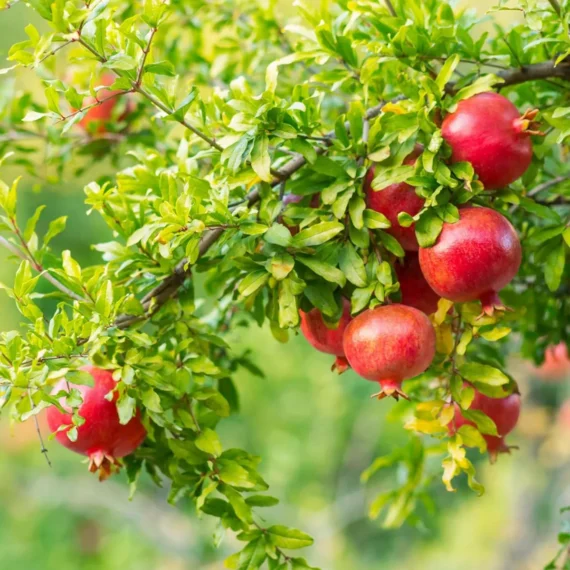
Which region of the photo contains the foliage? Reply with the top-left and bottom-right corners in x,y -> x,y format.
0,0 -> 569,567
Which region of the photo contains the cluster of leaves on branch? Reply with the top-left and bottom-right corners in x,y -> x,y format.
0,0 -> 569,567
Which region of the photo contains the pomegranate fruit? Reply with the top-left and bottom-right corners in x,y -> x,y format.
47,365 -> 146,480
418,207 -> 521,316
442,92 -> 536,189
395,253 -> 440,315
77,73 -> 132,134
300,298 -> 352,372
364,145 -> 424,251
535,342 -> 570,381
342,304 -> 436,399
453,389 -> 521,461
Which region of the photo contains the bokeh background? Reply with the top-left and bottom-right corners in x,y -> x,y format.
1,1 -> 569,569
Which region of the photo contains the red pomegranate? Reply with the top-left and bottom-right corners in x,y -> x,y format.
442,92 -> 536,189
418,207 -> 521,316
364,145 -> 424,251
395,253 -> 440,315
47,365 -> 146,480
453,389 -> 521,461
342,304 -> 436,399
77,73 -> 132,134
535,342 -> 570,381
300,298 -> 352,373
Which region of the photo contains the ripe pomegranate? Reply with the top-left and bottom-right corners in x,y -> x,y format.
300,298 -> 352,372
342,304 -> 436,399
452,389 -> 521,461
535,342 -> 570,381
364,145 -> 424,251
442,92 -> 536,189
47,365 -> 146,480
418,207 -> 521,316
395,253 -> 440,315
77,73 -> 132,134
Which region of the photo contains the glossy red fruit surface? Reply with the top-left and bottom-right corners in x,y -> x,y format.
47,365 -> 146,480
300,298 -> 352,372
419,207 -> 521,316
442,92 -> 533,189
78,73 -> 132,134
453,389 -> 521,461
342,304 -> 436,399
395,253 -> 440,315
364,145 -> 424,251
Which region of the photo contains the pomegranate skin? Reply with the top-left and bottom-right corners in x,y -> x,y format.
535,342 -> 570,381
300,298 -> 352,372
47,365 -> 146,479
395,254 -> 440,315
442,92 -> 533,189
364,146 -> 424,251
342,304 -> 436,399
453,390 -> 521,461
418,207 -> 521,315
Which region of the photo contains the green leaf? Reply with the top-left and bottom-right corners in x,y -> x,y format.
144,61 -> 176,76
339,243 -> 367,287
195,428 -> 222,457
44,216 -> 67,246
268,253 -> 295,281
239,271 -> 269,297
293,222 -> 344,247
461,409 -> 498,436
415,210 -> 444,248
251,135 -> 272,182
296,255 -> 346,286
238,538 -> 266,570
544,240 -> 565,292
245,495 -> 279,507
436,54 -> 460,92
519,197 -> 561,222
264,224 -> 292,247
266,526 -> 314,549
363,209 -> 391,229
377,231 -> 405,257
458,363 -> 509,386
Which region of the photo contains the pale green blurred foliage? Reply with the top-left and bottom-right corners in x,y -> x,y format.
0,1 -> 568,569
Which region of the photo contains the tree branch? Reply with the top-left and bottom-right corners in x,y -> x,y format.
498,59 -> 570,87
113,97 -> 404,329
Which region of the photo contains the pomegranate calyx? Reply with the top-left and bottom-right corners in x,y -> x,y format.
513,108 -> 545,137
89,450 -> 121,481
332,356 -> 350,375
477,290 -> 513,318
370,379 -> 410,401
487,440 -> 519,464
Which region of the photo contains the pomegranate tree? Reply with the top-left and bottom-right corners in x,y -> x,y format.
453,389 -> 521,461
419,207 -> 521,315
395,253 -> 440,315
300,298 -> 352,372
364,145 -> 424,251
47,365 -> 146,480
343,304 -> 436,399
442,92 -> 536,189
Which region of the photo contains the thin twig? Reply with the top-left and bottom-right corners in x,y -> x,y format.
136,27 -> 158,87
0,235 -> 89,303
384,0 -> 397,16
28,391 -> 52,467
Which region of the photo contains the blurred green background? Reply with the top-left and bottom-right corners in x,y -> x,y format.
1,2 -> 570,569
